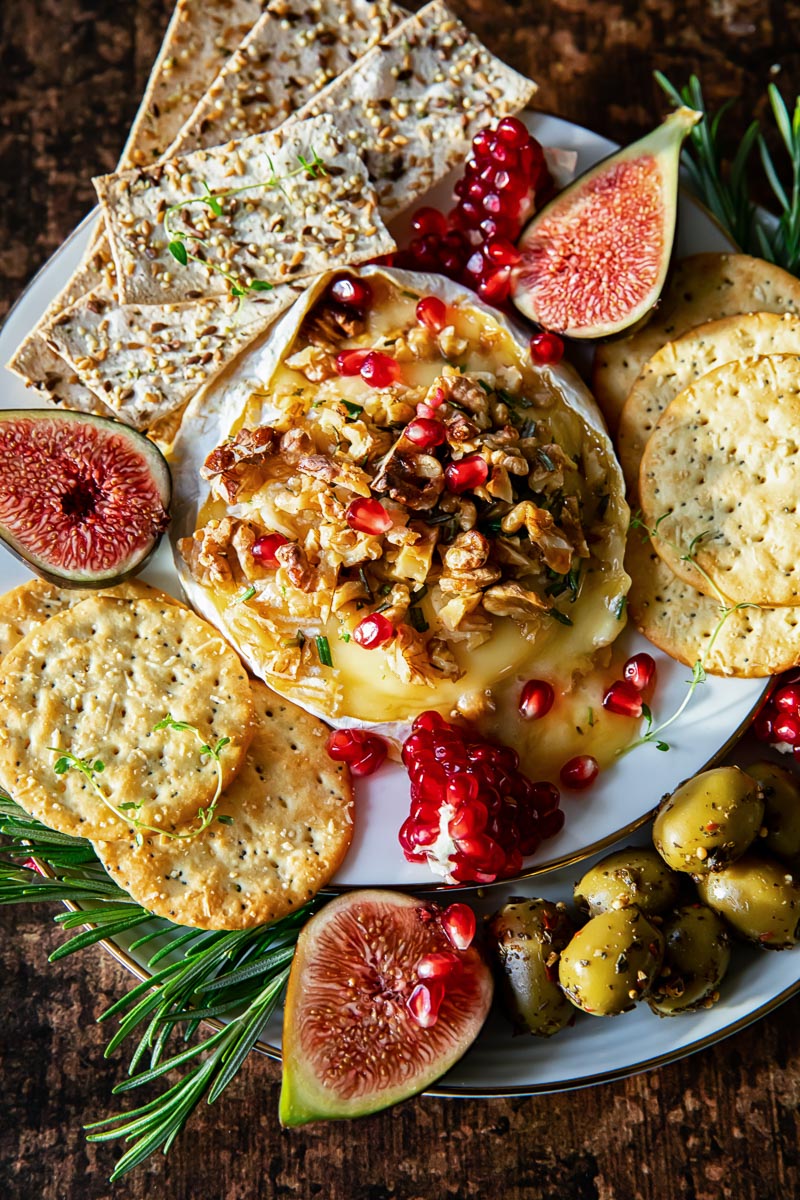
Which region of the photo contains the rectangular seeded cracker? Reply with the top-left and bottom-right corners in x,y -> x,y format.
95,113 -> 395,306
167,0 -> 403,157
45,284 -> 303,431
279,0 -> 537,218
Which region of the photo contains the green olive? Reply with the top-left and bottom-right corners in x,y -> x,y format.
488,899 -> 575,1037
648,905 -> 731,1016
653,766 -> 764,874
745,760 -> 800,864
574,846 -> 682,917
695,853 -> 800,949
558,907 -> 664,1016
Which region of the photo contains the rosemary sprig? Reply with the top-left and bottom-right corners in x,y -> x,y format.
656,73 -> 800,274
163,151 -> 328,297
50,715 -> 231,846
0,793 -> 312,1180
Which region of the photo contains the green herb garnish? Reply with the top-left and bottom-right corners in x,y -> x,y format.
315,635 -> 333,668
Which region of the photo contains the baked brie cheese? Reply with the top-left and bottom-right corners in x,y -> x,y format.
174,268 -> 629,733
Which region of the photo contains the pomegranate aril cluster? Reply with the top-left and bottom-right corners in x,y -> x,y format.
398,710 -> 564,884
396,116 -> 552,309
603,652 -> 657,720
754,673 -> 800,753
406,902 -> 477,1029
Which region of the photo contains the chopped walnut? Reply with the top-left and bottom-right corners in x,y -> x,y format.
437,326 -> 469,359
275,542 -> 316,592
372,449 -> 444,510
438,592 -> 483,631
482,581 -> 551,618
304,301 -> 365,347
501,501 -> 574,575
439,565 -> 501,595
382,625 -> 439,687
284,344 -> 338,382
201,426 -> 280,501
561,495 -> 590,558
427,637 -> 463,680
179,517 -> 262,587
280,427 -> 313,458
443,530 -> 490,572
297,454 -> 372,497
454,688 -> 495,720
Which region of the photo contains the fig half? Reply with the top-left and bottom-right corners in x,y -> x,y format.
279,890 -> 493,1125
0,409 -> 171,586
511,106 -> 702,339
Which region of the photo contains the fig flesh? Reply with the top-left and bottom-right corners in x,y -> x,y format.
0,409 -> 171,586
279,890 -> 493,1126
511,107 -> 702,339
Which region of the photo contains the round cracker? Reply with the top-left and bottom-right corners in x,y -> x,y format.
0,596 -> 254,839
592,253 -> 800,432
0,577 -> 182,660
626,531 -> 800,676
94,679 -> 353,929
640,354 -> 800,606
618,311 -> 800,491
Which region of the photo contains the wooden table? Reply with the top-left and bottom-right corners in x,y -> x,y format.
1,3 -> 799,1196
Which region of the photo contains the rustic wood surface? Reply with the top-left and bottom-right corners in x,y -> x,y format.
1,2 -> 799,1197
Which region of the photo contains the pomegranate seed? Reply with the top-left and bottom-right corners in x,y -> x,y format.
528,781 -> 561,812
539,808 -> 566,839
345,496 -> 392,536
416,402 -> 438,420
336,348 -> 371,376
445,454 -> 489,494
519,678 -> 555,720
410,206 -> 448,238
353,612 -> 394,649
496,115 -> 529,147
464,248 -> 487,281
445,774 -> 479,806
753,706 -> 775,742
409,235 -> 443,270
603,679 -> 644,719
406,980 -> 446,1028
774,683 -> 800,713
360,351 -> 400,388
772,712 -> 800,745
530,331 -> 565,366
560,754 -> 599,790
441,903 -> 476,950
449,800 -> 489,838
413,710 -> 450,733
405,417 -> 446,449
623,652 -> 657,692
477,269 -> 511,306
328,275 -> 372,310
416,295 -> 448,332
326,729 -> 388,777
485,237 -> 521,267
417,951 -> 461,980
251,532 -> 288,566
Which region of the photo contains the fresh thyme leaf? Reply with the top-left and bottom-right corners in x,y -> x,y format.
167,239 -> 188,266
248,279 -> 274,292
342,399 -> 363,418
216,814 -> 234,826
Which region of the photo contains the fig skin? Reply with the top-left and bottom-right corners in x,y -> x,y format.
511,107 -> 701,339
279,890 -> 493,1126
0,408 -> 171,587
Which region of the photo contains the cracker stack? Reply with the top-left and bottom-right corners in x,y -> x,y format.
608,254 -> 800,676
0,583 -> 353,928
7,0 -> 536,448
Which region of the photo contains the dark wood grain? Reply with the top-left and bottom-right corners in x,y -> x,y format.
2,2 -> 800,1197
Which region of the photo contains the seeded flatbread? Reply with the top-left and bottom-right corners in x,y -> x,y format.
626,530 -> 800,676
119,0 -> 266,171
592,254 -> 800,433
640,354 -> 800,607
94,679 -> 353,929
0,579 -> 182,661
96,114 -> 394,307
281,0 -> 537,219
618,312 -> 800,491
168,0 -> 401,157
45,284 -> 303,432
0,597 -> 254,840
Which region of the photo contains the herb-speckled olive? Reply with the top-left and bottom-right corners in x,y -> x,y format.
745,761 -> 800,864
648,905 -> 731,1016
653,766 -> 764,874
695,854 -> 800,949
574,846 -> 682,917
558,907 -> 664,1016
488,899 -> 575,1037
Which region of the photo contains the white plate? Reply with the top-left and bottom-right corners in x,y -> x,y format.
3,112 -> 792,1097
0,114 -> 764,890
